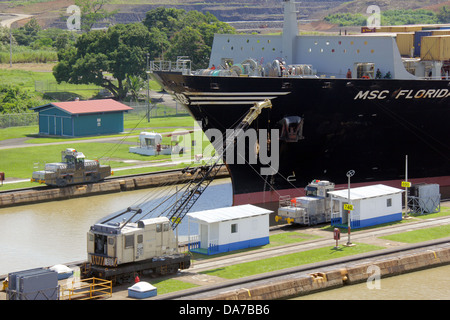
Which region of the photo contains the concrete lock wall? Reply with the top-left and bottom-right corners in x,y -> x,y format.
0,167 -> 229,208
207,245 -> 450,300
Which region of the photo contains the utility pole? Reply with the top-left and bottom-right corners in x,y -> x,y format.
403,155 -> 411,219
9,28 -> 12,68
146,53 -> 150,123
345,170 -> 355,246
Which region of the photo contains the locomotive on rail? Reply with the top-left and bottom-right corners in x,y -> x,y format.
31,148 -> 111,187
86,207 -> 190,284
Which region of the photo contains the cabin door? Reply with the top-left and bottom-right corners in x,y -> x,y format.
200,224 -> 209,249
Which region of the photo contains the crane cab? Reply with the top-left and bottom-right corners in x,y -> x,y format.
87,216 -> 178,267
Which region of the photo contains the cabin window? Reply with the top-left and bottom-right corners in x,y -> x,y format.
156,224 -> 162,232
387,198 -> 392,207
231,223 -> 238,233
95,234 -> 107,255
137,234 -> 143,244
108,237 -> 114,246
163,223 -> 169,232
125,235 -> 134,248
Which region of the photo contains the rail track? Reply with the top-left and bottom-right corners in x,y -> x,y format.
187,215 -> 450,273
152,215 -> 450,300
0,166 -> 228,195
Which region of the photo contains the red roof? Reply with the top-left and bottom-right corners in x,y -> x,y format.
47,99 -> 133,115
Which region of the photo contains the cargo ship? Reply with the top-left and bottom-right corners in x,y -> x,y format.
151,0 -> 450,212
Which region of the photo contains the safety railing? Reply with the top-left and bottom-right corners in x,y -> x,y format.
60,277 -> 112,300
150,57 -> 192,75
278,195 -> 291,207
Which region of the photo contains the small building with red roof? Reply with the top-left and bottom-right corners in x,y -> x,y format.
33,99 -> 133,137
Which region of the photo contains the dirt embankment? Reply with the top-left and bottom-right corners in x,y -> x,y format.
2,0 -> 449,32
0,0 -> 346,31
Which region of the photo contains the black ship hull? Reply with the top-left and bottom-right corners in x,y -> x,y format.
153,72 -> 450,208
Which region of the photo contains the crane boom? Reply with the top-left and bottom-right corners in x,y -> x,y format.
93,99 -> 272,231
165,99 -> 272,229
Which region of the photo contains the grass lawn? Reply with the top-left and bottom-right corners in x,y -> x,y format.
409,205 -> 450,219
0,125 -> 38,141
0,68 -> 52,91
200,243 -> 384,279
191,232 -> 322,262
146,278 -> 198,295
266,232 -> 321,247
379,224 -> 450,243
0,141 -> 194,178
0,114 -> 216,191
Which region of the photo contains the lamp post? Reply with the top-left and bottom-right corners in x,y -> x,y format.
146,53 -> 150,123
346,170 -> 355,246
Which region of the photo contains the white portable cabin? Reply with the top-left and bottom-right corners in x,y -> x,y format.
129,132 -> 172,156
186,204 -> 272,255
328,184 -> 404,229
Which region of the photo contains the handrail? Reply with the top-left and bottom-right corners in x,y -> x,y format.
60,277 -> 112,300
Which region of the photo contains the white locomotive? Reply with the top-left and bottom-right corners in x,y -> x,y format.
276,180 -> 337,225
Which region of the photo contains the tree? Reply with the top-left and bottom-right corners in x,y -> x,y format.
12,18 -> 41,46
0,26 -> 15,46
143,7 -> 236,68
0,85 -> 49,114
147,27 -> 170,60
437,6 -> 450,23
165,26 -> 210,69
75,0 -> 118,32
143,7 -> 185,38
126,75 -> 145,101
53,23 -> 152,100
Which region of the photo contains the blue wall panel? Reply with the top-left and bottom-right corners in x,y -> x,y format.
191,237 -> 270,255
36,105 -> 126,137
73,112 -> 124,136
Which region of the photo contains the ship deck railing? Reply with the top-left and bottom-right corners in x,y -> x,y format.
150,58 -> 192,75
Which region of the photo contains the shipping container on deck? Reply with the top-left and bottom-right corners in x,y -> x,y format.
414,31 -> 433,56
420,35 -> 450,61
396,32 -> 415,56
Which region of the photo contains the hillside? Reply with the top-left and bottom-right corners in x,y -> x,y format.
0,0 -> 449,32
321,0 -> 450,16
